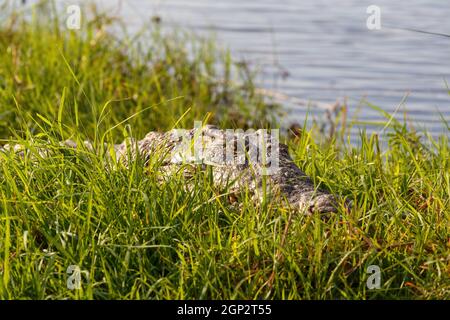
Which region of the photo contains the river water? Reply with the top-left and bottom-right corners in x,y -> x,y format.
23,0 -> 450,138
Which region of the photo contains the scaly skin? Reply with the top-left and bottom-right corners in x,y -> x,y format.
1,126 -> 341,214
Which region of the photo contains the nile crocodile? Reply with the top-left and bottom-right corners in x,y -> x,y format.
1,125 -> 341,214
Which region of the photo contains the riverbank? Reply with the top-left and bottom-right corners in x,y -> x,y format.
0,4 -> 449,299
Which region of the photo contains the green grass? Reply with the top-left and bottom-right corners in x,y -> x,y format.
0,2 -> 449,299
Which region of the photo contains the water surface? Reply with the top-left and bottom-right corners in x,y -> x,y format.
25,0 -> 450,137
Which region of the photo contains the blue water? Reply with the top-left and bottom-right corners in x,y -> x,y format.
20,0 -> 450,138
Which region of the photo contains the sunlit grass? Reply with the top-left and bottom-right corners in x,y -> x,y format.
0,1 -> 449,299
